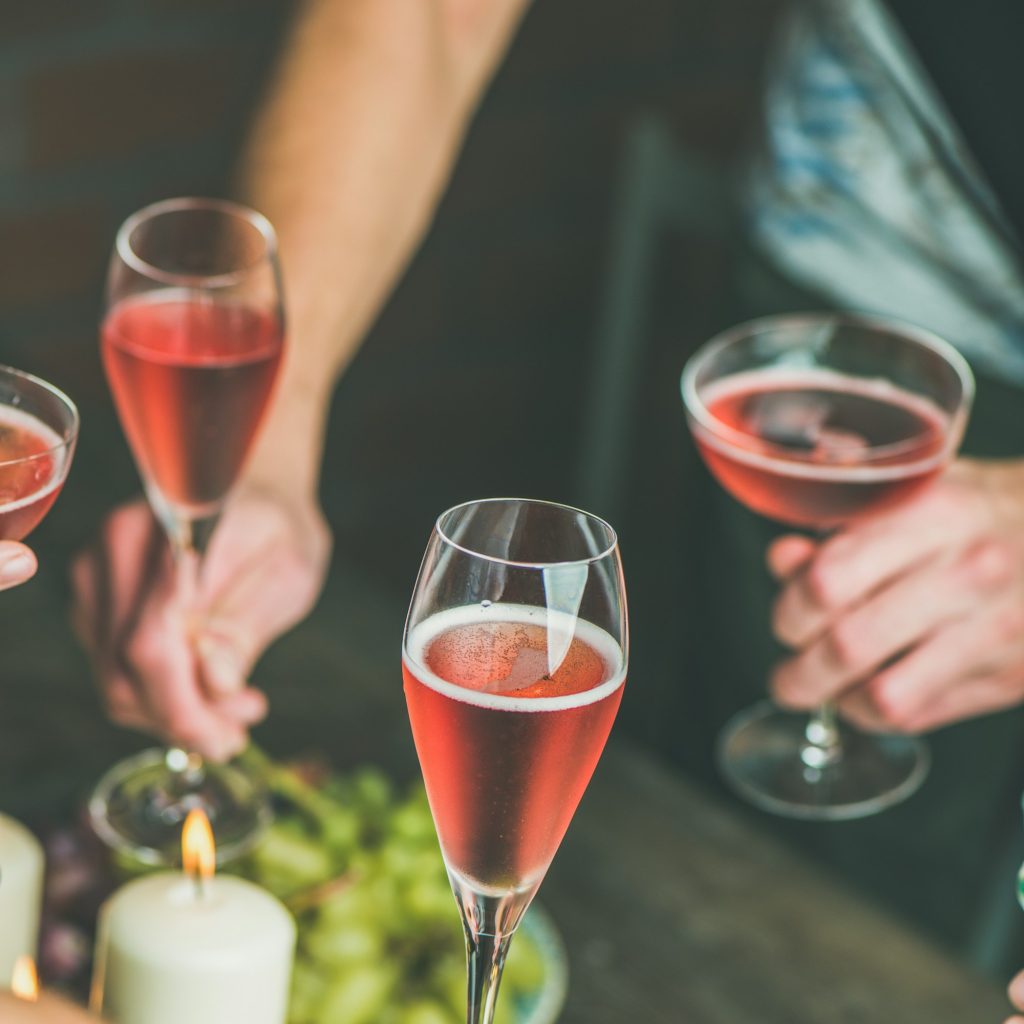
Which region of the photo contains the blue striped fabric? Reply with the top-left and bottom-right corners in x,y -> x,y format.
747,0 -> 1024,382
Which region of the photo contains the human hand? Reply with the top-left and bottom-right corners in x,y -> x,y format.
768,459 -> 1024,733
1006,967 -> 1024,1023
71,485 -> 331,760
0,991 -> 98,1023
0,541 -> 37,590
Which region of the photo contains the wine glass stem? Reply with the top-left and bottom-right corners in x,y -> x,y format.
802,701 -> 843,769
465,927 -> 513,1024
166,509 -> 222,782
450,878 -> 529,1024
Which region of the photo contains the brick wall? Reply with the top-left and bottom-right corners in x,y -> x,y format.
0,0 -> 785,578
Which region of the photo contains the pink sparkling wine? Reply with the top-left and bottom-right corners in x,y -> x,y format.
0,405 -> 66,541
692,368 -> 952,528
404,604 -> 625,894
102,294 -> 283,512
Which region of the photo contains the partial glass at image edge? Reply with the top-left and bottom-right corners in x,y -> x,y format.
681,313 -> 973,820
0,364 -> 79,543
402,497 -> 627,1024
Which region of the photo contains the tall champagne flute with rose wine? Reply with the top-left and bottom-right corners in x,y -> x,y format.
682,313 -> 973,819
89,198 -> 284,864
404,498 -> 628,1024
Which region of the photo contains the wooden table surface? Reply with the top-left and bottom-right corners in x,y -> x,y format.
546,740 -> 1007,1023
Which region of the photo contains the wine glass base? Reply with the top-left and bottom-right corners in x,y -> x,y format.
89,748 -> 271,865
717,702 -> 930,821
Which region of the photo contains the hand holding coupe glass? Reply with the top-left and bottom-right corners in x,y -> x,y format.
683,313 -> 975,818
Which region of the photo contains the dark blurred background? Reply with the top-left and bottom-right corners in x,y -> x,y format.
0,0 -> 783,786
7,0 -> 1024,983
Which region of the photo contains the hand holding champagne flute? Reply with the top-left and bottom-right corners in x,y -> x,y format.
88,198 -> 286,865
403,498 -> 627,1024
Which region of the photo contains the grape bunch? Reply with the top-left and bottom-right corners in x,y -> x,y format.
228,755 -> 548,1024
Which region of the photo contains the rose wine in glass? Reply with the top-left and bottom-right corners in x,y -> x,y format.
102,295 -> 281,513
89,198 -> 284,865
0,366 -> 78,541
682,314 -> 973,819
404,498 -> 627,1023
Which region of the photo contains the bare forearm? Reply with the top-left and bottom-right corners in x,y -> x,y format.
240,0 -> 531,498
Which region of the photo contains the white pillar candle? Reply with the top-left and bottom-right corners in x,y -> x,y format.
0,813 -> 44,990
93,811 -> 295,1024
94,873 -> 296,1024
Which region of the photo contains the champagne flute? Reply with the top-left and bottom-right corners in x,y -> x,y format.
403,498 -> 628,1024
0,365 -> 78,542
681,313 -> 973,819
89,197 -> 284,864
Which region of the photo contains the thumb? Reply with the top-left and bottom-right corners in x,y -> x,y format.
1009,968 -> 1024,1011
0,541 -> 37,590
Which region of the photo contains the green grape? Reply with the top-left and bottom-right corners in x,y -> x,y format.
251,825 -> 335,894
237,755 -> 551,1024
398,999 -> 458,1024
503,933 -> 545,994
352,768 -> 393,813
360,872 -> 401,922
435,958 -> 466,1016
404,877 -> 460,927
289,961 -> 327,1024
321,806 -> 362,859
317,963 -> 397,1024
304,921 -> 383,967
389,800 -> 439,845
380,840 -> 422,880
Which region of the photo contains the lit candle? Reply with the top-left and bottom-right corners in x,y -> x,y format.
93,810 -> 295,1024
11,955 -> 38,1001
0,813 -> 44,990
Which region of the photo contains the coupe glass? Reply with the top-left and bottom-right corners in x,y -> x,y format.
681,313 -> 973,820
403,498 -> 628,1023
89,198 -> 284,864
0,365 -> 78,542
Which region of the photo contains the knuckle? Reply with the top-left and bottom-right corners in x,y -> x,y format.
864,675 -> 913,732
960,541 -> 1013,589
121,629 -> 166,676
771,602 -> 799,648
804,558 -> 841,610
826,619 -> 865,673
994,603 -> 1024,645
162,709 -> 203,747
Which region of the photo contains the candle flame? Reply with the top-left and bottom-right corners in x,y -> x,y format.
11,955 -> 38,1001
182,808 -> 216,882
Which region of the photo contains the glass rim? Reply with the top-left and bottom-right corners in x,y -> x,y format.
680,311 -> 975,467
0,363 -> 80,469
434,496 -> 619,569
115,196 -> 279,289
